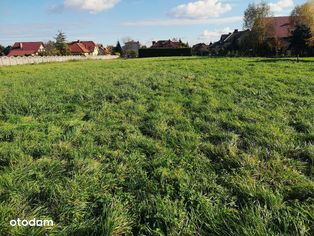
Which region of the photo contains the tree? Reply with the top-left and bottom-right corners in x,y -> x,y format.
114,41 -> 123,56
0,44 -> 4,56
243,2 -> 272,55
243,2 -> 271,30
40,41 -> 59,56
290,1 -> 314,46
54,31 -> 70,56
290,24 -> 312,56
127,50 -> 137,58
2,46 -> 11,56
106,45 -> 114,55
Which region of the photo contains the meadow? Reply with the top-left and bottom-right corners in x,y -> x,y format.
0,57 -> 313,235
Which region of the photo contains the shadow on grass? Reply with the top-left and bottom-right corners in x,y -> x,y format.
254,58 -> 314,63
138,56 -> 211,62
137,56 -> 314,64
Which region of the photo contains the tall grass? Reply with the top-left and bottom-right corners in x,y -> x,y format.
0,57 -> 313,235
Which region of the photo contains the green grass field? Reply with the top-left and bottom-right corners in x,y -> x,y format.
0,57 -> 313,235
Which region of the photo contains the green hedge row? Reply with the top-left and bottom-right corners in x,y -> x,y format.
139,48 -> 192,58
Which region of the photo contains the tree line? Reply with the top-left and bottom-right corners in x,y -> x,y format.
1,1 -> 314,58
0,31 -> 126,57
231,0 -> 314,57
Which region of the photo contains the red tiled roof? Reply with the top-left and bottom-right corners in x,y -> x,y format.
81,41 -> 97,53
8,42 -> 44,57
68,42 -> 90,54
68,41 -> 97,54
265,16 -> 294,39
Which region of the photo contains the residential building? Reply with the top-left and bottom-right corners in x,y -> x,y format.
8,42 -> 45,57
68,40 -> 99,56
192,43 -> 209,56
209,29 -> 250,56
123,41 -> 140,58
264,16 -> 295,50
150,40 -> 187,48
97,44 -> 106,55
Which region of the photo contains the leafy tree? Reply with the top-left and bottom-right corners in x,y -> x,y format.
243,2 -> 272,55
2,46 -> 11,56
40,41 -> 59,56
243,2 -> 271,30
0,44 -> 5,55
291,1 -> 314,46
54,31 -> 70,56
127,50 -> 137,58
114,41 -> 123,56
290,24 -> 312,56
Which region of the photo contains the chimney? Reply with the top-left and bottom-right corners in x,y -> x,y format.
19,43 -> 23,49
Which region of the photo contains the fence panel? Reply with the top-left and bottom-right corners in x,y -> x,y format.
0,55 -> 119,66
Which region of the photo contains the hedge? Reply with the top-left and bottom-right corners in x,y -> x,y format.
139,48 -> 192,58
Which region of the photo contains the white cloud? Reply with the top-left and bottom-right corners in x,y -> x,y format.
123,16 -> 242,26
269,0 -> 294,13
64,0 -> 120,13
199,27 -> 232,42
170,0 -> 232,19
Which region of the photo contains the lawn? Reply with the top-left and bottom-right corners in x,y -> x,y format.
0,57 -> 313,235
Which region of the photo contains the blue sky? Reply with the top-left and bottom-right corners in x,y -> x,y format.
0,0 -> 306,47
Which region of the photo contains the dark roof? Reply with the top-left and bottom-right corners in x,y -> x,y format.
192,43 -> 209,50
151,40 -> 184,48
209,29 -> 250,50
223,29 -> 250,43
8,42 -> 44,56
124,41 -> 140,45
220,33 -> 231,42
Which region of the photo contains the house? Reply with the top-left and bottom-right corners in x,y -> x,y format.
223,29 -> 250,50
192,43 -> 209,56
264,16 -> 294,39
139,39 -> 191,57
68,41 -> 89,56
81,41 -> 99,56
263,16 -> 295,50
150,40 -> 187,48
68,41 -> 99,56
122,41 -> 140,58
209,29 -> 250,56
8,42 -> 45,57
97,44 -> 106,55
